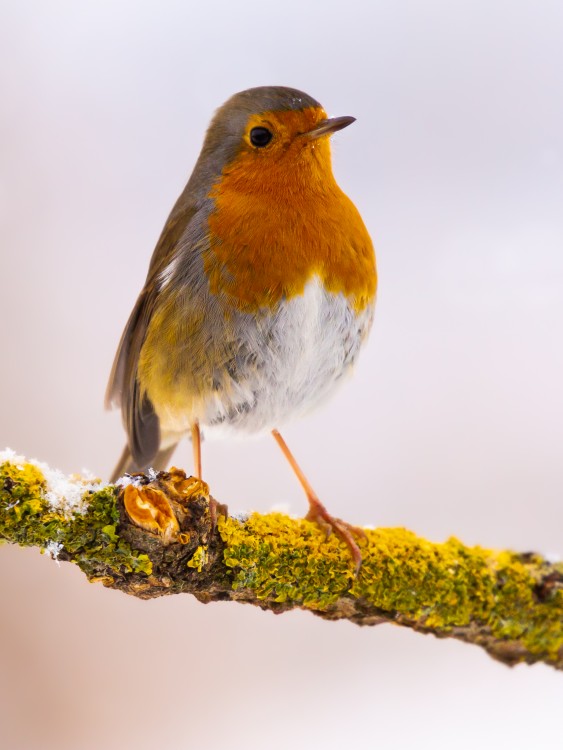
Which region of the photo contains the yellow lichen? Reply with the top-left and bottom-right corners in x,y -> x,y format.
0,459 -> 154,577
219,513 -> 356,608
187,545 -> 207,572
218,513 -> 563,661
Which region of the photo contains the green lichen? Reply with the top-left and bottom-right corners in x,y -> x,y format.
60,485 -> 153,577
219,513 -> 563,660
0,461 -> 152,578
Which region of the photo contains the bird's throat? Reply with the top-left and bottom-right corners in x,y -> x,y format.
204,158 -> 377,313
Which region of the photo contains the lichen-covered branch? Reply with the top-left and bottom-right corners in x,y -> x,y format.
1,452 -> 562,670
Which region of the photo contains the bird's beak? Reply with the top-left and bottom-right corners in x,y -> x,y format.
302,115 -> 356,140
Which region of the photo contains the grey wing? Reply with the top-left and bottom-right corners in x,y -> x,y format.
105,192 -> 198,468
105,284 -> 160,468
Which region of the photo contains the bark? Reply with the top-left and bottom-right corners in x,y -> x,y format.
0,453 -> 561,670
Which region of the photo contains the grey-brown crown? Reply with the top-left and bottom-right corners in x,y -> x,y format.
219,86 -> 322,117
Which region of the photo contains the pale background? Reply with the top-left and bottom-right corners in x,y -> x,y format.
1,1 -> 562,748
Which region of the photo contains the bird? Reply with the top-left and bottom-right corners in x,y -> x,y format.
106,86 -> 377,569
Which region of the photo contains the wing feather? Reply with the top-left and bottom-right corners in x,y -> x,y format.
105,192 -> 197,467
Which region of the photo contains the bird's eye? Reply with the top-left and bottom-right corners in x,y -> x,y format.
250,127 -> 273,148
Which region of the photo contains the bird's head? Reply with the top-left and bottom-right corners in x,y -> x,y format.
194,86 -> 355,194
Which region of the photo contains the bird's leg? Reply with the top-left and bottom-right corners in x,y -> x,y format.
271,429 -> 364,572
191,421 -> 202,479
191,421 -> 217,528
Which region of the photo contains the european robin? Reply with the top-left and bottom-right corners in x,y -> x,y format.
107,86 -> 377,569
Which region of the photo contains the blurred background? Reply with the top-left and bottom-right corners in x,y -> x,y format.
1,1 -> 562,748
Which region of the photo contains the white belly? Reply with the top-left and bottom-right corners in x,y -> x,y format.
200,277 -> 374,437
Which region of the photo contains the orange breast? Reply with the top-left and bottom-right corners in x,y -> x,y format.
204,132 -> 377,314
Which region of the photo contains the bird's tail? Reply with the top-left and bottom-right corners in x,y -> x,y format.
110,442 -> 179,484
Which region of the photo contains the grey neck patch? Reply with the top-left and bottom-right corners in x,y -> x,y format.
180,86 -> 324,211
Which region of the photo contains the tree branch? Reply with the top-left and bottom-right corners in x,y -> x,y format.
1,451 -> 561,670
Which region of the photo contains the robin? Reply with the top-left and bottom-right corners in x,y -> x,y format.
106,86 -> 377,569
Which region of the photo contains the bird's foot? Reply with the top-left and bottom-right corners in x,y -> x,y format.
305,497 -> 365,574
